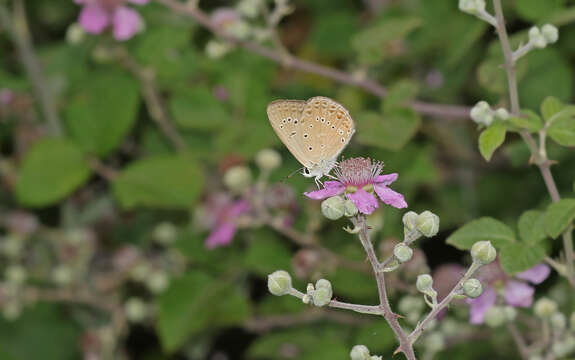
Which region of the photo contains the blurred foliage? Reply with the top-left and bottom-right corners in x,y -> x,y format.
1,0 -> 575,359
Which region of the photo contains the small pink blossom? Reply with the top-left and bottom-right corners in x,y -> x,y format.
199,194 -> 250,249
304,157 -> 407,215
74,0 -> 148,41
466,260 -> 550,324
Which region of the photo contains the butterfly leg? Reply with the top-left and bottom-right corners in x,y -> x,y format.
314,176 -> 324,188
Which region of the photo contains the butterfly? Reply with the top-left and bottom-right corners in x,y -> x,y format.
266,96 -> 356,185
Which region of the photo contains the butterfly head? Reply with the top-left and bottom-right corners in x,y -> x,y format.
302,159 -> 338,187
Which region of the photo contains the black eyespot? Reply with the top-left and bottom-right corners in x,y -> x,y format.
294,120 -> 298,124
308,146 -> 313,151
303,133 -> 308,138
341,138 -> 345,143
280,125 -> 284,129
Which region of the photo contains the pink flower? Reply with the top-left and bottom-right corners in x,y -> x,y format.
467,261 -> 550,324
74,0 -> 148,41
304,157 -> 407,214
199,194 -> 250,249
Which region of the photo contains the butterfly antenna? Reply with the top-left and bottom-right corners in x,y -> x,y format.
281,167 -> 305,183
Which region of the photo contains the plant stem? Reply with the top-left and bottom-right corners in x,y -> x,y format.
507,323 -> 530,360
408,261 -> 480,343
354,216 -> 416,360
492,0 -> 575,286
155,0 -> 471,120
287,288 -> 382,315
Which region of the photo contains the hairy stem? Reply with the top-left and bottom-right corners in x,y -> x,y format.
287,288 -> 382,315
492,0 -> 575,286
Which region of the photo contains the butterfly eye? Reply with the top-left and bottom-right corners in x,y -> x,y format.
303,168 -> 310,175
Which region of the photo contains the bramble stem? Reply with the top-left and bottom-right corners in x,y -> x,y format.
287,288 -> 382,315
492,0 -> 575,286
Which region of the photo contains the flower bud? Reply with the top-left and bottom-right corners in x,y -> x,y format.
424,333 -> 445,353
541,24 -> 558,44
552,337 -> 575,357
223,166 -> 252,193
393,243 -> 413,263
463,278 -> 483,298
470,240 -> 496,265
130,263 -> 152,282
398,296 -> 425,315
504,306 -> 517,321
267,270 -> 292,296
52,265 -> 74,286
534,297 -> 558,318
529,27 -> 547,49
343,199 -> 359,217
146,271 -> 170,294
551,312 -> 567,331
5,265 -> 27,285
312,279 -> 333,307
124,297 -> 148,323
416,211 -> 439,237
302,294 -> 312,304
416,274 -> 433,292
495,108 -> 510,120
485,306 -> 506,327
255,149 -> 282,171
152,222 -> 178,245
370,356 -> 382,360
66,23 -> 86,45
321,196 -> 345,220
458,0 -> 486,14
402,211 -> 418,231
1,235 -> 24,258
470,101 -> 492,125
350,345 -> 371,360
206,40 -> 232,59
2,301 -> 22,321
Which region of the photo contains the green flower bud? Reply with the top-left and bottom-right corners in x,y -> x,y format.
223,166 -> 252,193
66,228 -> 91,244
130,263 -> 151,282
551,312 -> 567,331
424,333 -> 445,353
312,279 -> 333,307
1,235 -> 24,258
393,243 -> 413,263
398,296 -> 426,315
495,108 -> 510,120
485,306 -> 506,327
470,240 -> 496,265
302,294 -> 312,304
534,297 -> 557,318
350,345 -> 371,360
321,196 -> 345,220
370,356 -> 382,360
152,222 -> 178,245
529,27 -> 547,49
416,211 -> 440,237
470,101 -> 492,125
146,271 -> 170,294
541,24 -> 559,44
125,297 -> 148,323
402,211 -> 418,231
504,306 -> 517,321
51,265 -> 74,286
2,301 -> 22,321
552,337 -> 575,357
255,149 -> 282,171
66,23 -> 85,45
463,278 -> 483,298
458,0 -> 486,14
416,274 -> 434,292
205,40 -> 232,59
267,270 -> 292,296
343,199 -> 359,217
5,265 -> 27,285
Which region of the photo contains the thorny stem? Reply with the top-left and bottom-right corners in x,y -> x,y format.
0,0 -> 63,136
353,215 -> 416,360
155,0 -> 471,120
408,261 -> 481,344
492,0 -> 575,286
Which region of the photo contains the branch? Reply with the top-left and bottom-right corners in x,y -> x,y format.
492,0 -> 575,286
287,288 -> 382,315
155,0 -> 471,120
507,323 -> 530,360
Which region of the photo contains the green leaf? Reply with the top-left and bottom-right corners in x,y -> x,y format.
354,322 -> 395,353
383,79 -> 420,111
112,155 -> 203,209
499,242 -> 547,274
548,110 -> 575,146
157,272 -> 250,352
515,0 -> 563,22
479,123 -> 506,161
518,210 -> 547,245
544,199 -> 575,238
356,109 -> 420,151
540,96 -> 564,121
65,70 -> 140,156
244,230 -> 292,277
508,110 -> 543,133
168,87 -> 228,130
15,138 -> 91,207
446,217 -> 516,250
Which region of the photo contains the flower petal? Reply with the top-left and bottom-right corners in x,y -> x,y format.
515,264 -> 550,285
205,222 -> 237,249
504,281 -> 534,307
304,181 -> 345,200
126,0 -> 149,4
112,6 -> 143,41
228,199 -> 250,217
78,4 -> 110,34
374,173 -> 398,186
346,189 -> 379,215
374,184 -> 407,209
466,286 -> 496,324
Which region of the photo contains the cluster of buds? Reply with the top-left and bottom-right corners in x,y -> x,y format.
350,345 -> 382,360
458,0 -> 496,26
528,25 -> 559,49
321,196 -> 358,220
470,101 -> 510,127
302,278 -> 333,307
402,210 -> 440,239
484,306 -> 517,328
